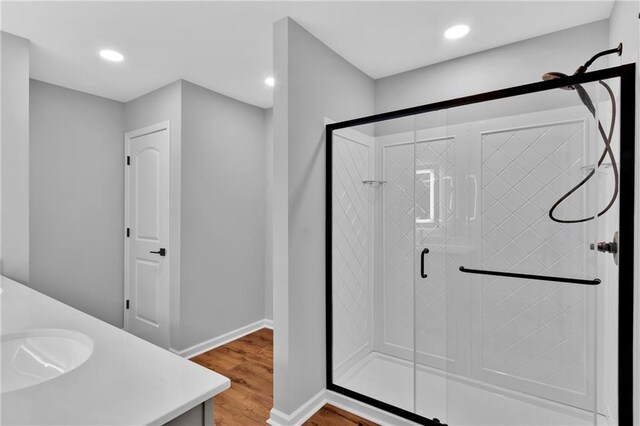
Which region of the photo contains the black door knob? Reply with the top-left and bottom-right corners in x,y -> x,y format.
150,248 -> 166,256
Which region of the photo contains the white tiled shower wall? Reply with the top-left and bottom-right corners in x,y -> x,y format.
332,128 -> 375,377
476,120 -> 597,410
333,96 -> 619,415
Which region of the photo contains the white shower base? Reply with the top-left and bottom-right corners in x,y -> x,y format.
336,352 -> 608,426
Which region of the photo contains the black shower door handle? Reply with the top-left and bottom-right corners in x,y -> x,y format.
420,248 -> 429,278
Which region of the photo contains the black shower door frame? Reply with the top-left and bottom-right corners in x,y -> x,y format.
325,63 -> 635,426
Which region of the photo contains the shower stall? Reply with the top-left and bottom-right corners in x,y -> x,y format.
326,64 -> 635,425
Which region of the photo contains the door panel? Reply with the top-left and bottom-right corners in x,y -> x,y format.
135,148 -> 161,241
126,124 -> 170,348
134,259 -> 161,326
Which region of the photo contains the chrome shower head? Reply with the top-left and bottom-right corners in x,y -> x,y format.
542,71 -> 574,90
541,43 -> 623,87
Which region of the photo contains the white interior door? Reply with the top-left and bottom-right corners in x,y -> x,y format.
124,122 -> 170,348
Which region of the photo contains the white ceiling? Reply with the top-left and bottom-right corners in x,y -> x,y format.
2,1 -> 614,109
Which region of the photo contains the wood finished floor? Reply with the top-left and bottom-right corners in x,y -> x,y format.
190,328 -> 377,425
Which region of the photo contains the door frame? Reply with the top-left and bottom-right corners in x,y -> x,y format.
325,64 -> 636,425
123,120 -> 171,348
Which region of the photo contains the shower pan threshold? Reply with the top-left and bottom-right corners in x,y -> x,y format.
336,352 -> 608,426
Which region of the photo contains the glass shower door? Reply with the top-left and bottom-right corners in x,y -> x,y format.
437,79 -> 617,425
412,111 -> 453,422
329,67 -> 631,426
331,117 -> 421,414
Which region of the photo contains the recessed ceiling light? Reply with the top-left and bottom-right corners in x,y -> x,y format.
99,49 -> 124,62
444,25 -> 470,40
265,77 -> 275,87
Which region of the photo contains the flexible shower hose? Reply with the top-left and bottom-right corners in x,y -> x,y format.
548,80 -> 618,224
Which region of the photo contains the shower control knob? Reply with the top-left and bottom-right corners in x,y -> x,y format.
589,232 -> 619,265
589,241 -> 618,254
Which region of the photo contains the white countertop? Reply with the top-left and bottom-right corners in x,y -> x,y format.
1,276 -> 230,425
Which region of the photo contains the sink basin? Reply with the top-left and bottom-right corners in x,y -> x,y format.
2,329 -> 93,393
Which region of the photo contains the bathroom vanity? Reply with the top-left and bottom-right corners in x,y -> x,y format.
0,276 -> 230,425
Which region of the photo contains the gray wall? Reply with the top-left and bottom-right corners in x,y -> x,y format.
272,17 -> 374,417
609,0 -> 639,66
1,31 -> 30,283
264,108 -> 273,321
125,80 -> 183,346
28,77 -> 268,347
178,80 -> 266,350
28,78 -> 270,349
29,80 -> 125,327
375,20 -> 610,114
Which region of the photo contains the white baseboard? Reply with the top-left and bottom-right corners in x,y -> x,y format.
170,318 -> 272,359
267,389 -> 327,426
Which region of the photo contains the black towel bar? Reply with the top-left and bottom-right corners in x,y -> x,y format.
458,266 -> 601,286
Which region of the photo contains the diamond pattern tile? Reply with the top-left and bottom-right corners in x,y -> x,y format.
480,121 -> 590,395
383,142 -> 415,350
332,135 -> 371,369
382,138 -> 455,360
